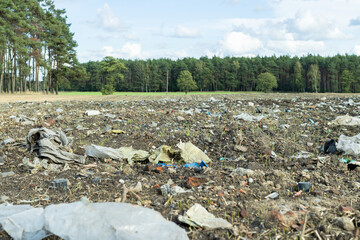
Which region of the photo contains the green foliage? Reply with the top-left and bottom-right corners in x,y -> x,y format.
294,61 -> 304,92
255,72 -> 278,93
0,0 -> 79,94
177,70 -> 197,94
100,84 -> 115,95
308,64 -> 320,93
341,69 -> 354,93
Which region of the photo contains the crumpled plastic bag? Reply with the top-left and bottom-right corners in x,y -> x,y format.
332,115 -> 360,126
10,115 -> 36,125
0,199 -> 189,240
85,145 -> 150,164
0,203 -> 48,239
178,203 -> 232,229
177,141 -> 211,163
85,144 -> 124,160
233,113 -> 264,122
337,134 -> 360,156
26,128 -> 85,164
119,146 -> 150,164
149,145 -> 177,163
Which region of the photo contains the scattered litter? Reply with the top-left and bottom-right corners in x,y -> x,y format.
178,203 -> 232,229
118,146 -> 150,165
10,115 -> 36,125
110,130 -> 126,134
265,192 -> 279,199
149,145 -> 176,163
129,182 -> 143,192
50,179 -> 69,190
298,182 -> 311,192
0,172 -> 15,178
1,137 -> 15,145
233,113 -> 264,122
85,110 -> 100,116
26,128 -> 85,164
348,160 -> 360,171
177,141 -> 211,163
292,190 -> 302,197
103,113 -> 116,118
307,118 -> 315,124
290,151 -> 313,159
332,115 -> 360,126
22,157 -> 48,169
161,179 -> 190,195
337,134 -> 360,156
230,167 -> 254,177
184,160 -> 208,168
319,139 -> 337,154
85,144 -> 124,160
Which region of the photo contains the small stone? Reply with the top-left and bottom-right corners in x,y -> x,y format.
50,178 -> 68,190
177,116 -> 185,121
234,145 -> 247,152
230,167 -> 254,177
334,217 -> 355,231
119,179 -> 125,184
130,182 -> 142,192
168,168 -> 176,174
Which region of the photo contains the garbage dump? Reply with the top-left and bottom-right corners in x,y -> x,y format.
1,95 -> 360,239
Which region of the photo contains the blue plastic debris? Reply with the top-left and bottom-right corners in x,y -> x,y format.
219,157 -> 232,161
156,163 -> 176,167
184,160 -> 208,168
307,118 -> 315,124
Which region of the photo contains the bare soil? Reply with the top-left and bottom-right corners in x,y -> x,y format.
1,93 -> 360,239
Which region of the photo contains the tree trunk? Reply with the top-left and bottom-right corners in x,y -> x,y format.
36,59 -> 39,92
11,52 -> 15,93
0,49 -> 4,93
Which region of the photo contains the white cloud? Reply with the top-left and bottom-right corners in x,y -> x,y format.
285,10 -> 348,40
123,32 -> 139,41
97,3 -> 127,32
219,32 -> 262,55
121,42 -> 142,58
174,25 -> 199,38
89,43 -> 142,60
350,17 -> 360,26
222,0 -> 240,4
267,40 -> 325,55
354,45 -> 360,55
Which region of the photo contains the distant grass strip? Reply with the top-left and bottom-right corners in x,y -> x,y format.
59,91 -> 259,96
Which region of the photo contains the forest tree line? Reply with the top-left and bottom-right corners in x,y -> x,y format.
0,0 -> 85,94
2,1 -> 360,94
72,54 -> 360,93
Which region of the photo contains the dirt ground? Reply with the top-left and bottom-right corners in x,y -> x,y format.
1,92 -> 360,239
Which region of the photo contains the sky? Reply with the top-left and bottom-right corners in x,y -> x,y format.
53,0 -> 360,63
